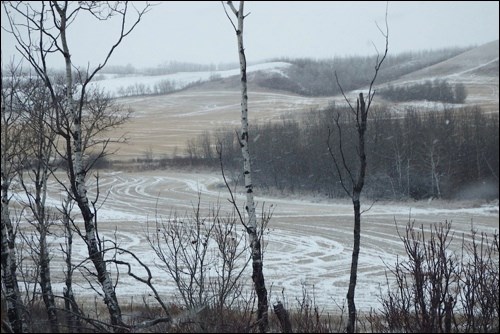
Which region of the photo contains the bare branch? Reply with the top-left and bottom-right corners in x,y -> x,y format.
216,141 -> 247,230
367,2 -> 389,113
327,126 -> 352,198
221,1 -> 237,32
334,71 -> 357,115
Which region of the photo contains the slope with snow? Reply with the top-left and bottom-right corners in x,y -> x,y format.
379,40 -> 499,112
89,62 -> 292,97
92,41 -> 498,160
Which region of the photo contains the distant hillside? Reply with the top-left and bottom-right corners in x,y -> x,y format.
91,45 -> 472,98
395,40 -> 499,81
92,41 -> 498,113
252,40 -> 498,112
89,62 -> 291,97
377,40 -> 499,112
250,45 -> 474,96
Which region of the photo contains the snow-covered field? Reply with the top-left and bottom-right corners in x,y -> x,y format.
13,170 -> 499,314
10,46 -> 499,315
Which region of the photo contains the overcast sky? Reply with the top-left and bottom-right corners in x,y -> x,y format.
1,1 -> 499,69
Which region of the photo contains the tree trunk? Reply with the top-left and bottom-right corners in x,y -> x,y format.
34,130 -> 59,332
1,176 -> 27,333
1,101 -> 27,332
346,93 -> 367,333
39,226 -> 58,333
273,301 -> 292,333
58,6 -> 123,328
227,2 -> 269,332
346,196 -> 361,333
333,17 -> 388,330
61,196 -> 82,332
38,231 -> 57,331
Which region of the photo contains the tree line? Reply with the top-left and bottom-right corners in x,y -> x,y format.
379,79 -> 467,103
184,105 -> 499,201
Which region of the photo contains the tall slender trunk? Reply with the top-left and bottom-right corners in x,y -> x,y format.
1,101 -> 27,332
61,196 -> 82,331
1,175 -> 27,333
227,2 -> 269,332
39,225 -> 58,333
57,5 -> 123,328
346,93 -> 367,333
33,128 -> 59,332
335,17 -> 387,331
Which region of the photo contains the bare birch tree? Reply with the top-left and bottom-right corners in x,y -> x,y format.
222,1 -> 269,332
2,1 -> 150,329
16,75 -> 60,332
1,60 -> 29,334
327,8 -> 389,333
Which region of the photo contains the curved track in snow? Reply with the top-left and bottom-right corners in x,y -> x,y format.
16,170 -> 499,312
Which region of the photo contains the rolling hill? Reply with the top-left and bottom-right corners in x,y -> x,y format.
379,40 -> 499,112
98,41 -> 498,161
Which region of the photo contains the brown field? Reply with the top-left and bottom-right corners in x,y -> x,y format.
106,84 -> 335,160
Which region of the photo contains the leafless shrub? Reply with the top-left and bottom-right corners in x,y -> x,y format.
457,228 -> 499,333
375,219 -> 499,333
146,194 -> 253,330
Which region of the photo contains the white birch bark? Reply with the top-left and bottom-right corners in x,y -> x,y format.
225,2 -> 269,332
20,90 -> 60,332
56,4 -> 124,327
230,1 -> 257,240
1,175 -> 27,333
1,77 -> 27,333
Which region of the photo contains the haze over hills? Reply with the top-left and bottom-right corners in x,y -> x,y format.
97,41 -> 498,160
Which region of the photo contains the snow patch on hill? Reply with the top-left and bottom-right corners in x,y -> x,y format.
89,62 -> 292,97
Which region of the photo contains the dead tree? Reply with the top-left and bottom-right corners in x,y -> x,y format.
2,1 -> 150,329
223,1 -> 269,332
327,8 -> 389,333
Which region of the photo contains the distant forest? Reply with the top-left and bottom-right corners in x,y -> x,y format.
153,105 -> 498,201
100,46 -> 472,101
256,46 -> 471,97
378,80 -> 467,103
103,45 -> 497,201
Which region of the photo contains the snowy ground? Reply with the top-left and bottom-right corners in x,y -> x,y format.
12,170 -> 499,314
10,51 -> 498,315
